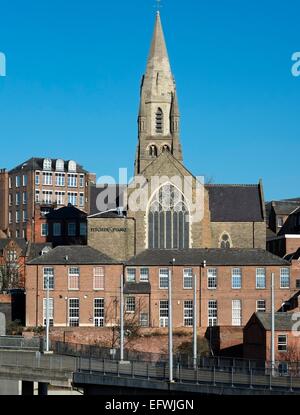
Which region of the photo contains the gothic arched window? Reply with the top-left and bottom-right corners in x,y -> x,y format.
149,145 -> 158,158
220,233 -> 232,249
148,184 -> 190,250
162,144 -> 170,153
156,108 -> 164,133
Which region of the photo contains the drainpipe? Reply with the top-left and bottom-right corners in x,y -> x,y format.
35,265 -> 39,327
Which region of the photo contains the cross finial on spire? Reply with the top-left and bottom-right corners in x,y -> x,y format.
155,0 -> 162,13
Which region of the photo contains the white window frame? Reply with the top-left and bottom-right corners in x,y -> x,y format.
207,268 -> 217,290
43,267 -> 54,290
183,268 -> 193,290
184,300 -> 193,327
79,175 -> 85,188
280,268 -> 290,289
140,268 -> 149,282
22,175 -> 27,187
93,267 -> 105,290
256,300 -> 266,312
68,298 -> 79,327
68,174 -> 78,188
278,334 -> 288,352
159,300 -> 169,328
256,268 -> 266,289
94,298 -> 105,327
68,267 -> 80,290
55,191 -> 65,205
56,173 -> 65,187
208,300 -> 218,327
125,296 -> 136,314
43,172 -> 53,186
41,223 -> 48,237
79,193 -> 85,207
159,268 -> 169,290
232,300 -> 242,326
127,268 -> 136,283
232,268 -> 242,289
23,192 -> 27,205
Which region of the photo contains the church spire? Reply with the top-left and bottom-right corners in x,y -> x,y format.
146,12 -> 171,74
135,12 -> 183,175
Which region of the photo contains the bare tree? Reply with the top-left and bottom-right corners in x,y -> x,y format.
0,249 -> 24,292
104,296 -> 147,349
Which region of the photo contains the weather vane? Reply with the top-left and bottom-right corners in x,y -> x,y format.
155,0 -> 162,12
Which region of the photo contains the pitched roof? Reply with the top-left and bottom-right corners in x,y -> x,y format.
9,158 -> 88,174
26,243 -> 53,262
0,239 -> 28,256
127,249 -> 290,267
255,312 -> 297,331
46,205 -> 87,220
272,201 -> 300,216
27,246 -> 117,265
206,184 -> 264,222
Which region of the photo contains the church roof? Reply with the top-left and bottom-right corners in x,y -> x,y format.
206,184 -> 265,222
127,249 -> 289,267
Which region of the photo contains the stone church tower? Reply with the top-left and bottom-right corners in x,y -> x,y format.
135,12 -> 183,175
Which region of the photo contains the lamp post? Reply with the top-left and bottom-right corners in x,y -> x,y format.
169,258 -> 175,383
45,273 -> 50,353
271,272 -> 275,376
120,274 -> 124,362
193,273 -> 197,370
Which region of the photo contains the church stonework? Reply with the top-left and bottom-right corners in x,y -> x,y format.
87,12 -> 266,260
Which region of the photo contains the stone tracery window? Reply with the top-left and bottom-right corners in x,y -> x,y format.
220,233 -> 232,249
148,184 -> 190,250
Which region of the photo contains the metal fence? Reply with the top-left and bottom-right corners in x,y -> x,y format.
52,341 -> 300,378
0,336 -> 41,350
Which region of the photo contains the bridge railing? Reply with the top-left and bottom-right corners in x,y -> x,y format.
0,336 -> 41,351
52,340 -> 300,377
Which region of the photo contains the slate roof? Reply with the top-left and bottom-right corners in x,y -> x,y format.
284,248 -> 300,262
127,249 -> 290,267
205,184 -> 264,222
272,201 -> 300,216
9,158 -> 88,174
124,283 -> 151,295
0,239 -> 28,256
46,205 -> 87,220
255,312 -> 297,331
26,243 -> 53,262
27,246 -> 117,265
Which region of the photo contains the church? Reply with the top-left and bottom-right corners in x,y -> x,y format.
88,12 -> 266,261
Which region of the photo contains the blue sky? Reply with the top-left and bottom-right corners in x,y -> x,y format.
0,0 -> 299,201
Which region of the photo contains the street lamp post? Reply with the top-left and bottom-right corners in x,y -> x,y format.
45,273 -> 50,353
120,274 -> 124,362
169,259 -> 175,383
193,273 -> 197,370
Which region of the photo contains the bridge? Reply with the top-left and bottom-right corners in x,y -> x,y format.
0,348 -> 300,395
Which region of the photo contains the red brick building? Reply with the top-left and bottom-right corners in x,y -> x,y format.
0,158 -> 95,241
244,312 -> 300,363
26,247 -> 297,332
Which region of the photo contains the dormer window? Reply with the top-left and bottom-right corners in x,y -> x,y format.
220,233 -> 232,249
56,159 -> 64,172
155,108 -> 163,134
68,160 -> 77,173
43,158 -> 52,171
41,246 -> 52,256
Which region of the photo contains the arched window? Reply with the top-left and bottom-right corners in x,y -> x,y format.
68,160 -> 77,172
162,144 -> 170,153
43,158 -> 52,171
220,233 -> 232,249
156,108 -> 164,134
149,145 -> 158,158
148,184 -> 190,250
56,159 -> 64,172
